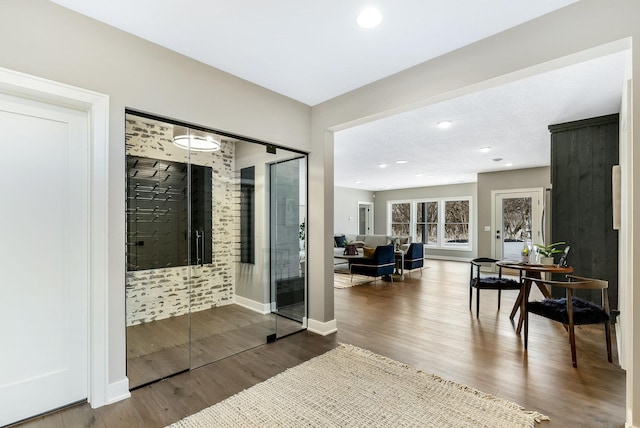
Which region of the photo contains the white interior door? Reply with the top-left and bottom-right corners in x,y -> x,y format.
493,189 -> 544,261
0,93 -> 88,425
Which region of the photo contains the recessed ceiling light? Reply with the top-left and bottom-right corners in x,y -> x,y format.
505,162 -> 514,167
355,180 -> 363,184
396,160 -> 408,164
378,163 -> 387,168
480,147 -> 491,153
437,120 -> 453,129
357,7 -> 383,29
415,174 -> 423,177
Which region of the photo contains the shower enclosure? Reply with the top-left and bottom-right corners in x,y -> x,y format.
125,111 -> 307,388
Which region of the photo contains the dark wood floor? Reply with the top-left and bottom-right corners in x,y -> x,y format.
16,260 -> 625,427
127,304 -> 303,388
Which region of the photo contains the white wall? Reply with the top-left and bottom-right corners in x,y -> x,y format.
334,186 -> 373,235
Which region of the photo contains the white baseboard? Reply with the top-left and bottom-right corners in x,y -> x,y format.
104,378 -> 131,406
234,295 -> 270,315
307,318 -> 337,336
425,255 -> 472,263
615,316 -> 626,370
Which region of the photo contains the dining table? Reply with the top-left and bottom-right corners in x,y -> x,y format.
496,261 -> 574,334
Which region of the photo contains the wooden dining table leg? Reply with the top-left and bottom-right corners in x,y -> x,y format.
516,272 -> 540,335
509,291 -> 522,320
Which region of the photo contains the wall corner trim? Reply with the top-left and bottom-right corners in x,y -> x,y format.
103,378 -> 131,407
307,318 -> 338,336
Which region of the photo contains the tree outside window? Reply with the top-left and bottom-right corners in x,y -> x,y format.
502,197 -> 531,241
444,200 -> 470,244
391,202 -> 410,236
416,201 -> 438,245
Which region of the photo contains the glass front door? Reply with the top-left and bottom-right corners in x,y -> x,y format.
494,189 -> 544,261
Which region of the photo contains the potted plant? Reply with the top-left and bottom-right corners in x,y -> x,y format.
534,241 -> 566,265
343,239 -> 359,256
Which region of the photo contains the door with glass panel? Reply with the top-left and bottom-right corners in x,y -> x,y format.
269,149 -> 307,338
126,113 -> 310,387
493,189 -> 544,261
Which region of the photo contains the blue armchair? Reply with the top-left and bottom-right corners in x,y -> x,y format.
403,243 -> 424,277
348,244 -> 395,283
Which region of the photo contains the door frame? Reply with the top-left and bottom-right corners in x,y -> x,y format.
357,201 -> 374,235
490,187 -> 545,260
0,67 -> 115,408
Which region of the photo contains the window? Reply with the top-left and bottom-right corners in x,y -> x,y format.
390,202 -> 410,236
416,201 -> 438,245
444,200 -> 470,245
388,197 -> 472,250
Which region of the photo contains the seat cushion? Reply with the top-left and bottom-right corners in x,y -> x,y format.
528,297 -> 610,325
470,277 -> 520,290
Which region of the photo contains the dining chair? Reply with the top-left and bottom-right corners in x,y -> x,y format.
523,274 -> 612,368
469,257 -> 521,317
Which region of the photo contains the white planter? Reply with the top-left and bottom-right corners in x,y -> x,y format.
540,256 -> 555,266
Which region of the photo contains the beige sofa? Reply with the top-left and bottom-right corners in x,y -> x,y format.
334,234 -> 412,261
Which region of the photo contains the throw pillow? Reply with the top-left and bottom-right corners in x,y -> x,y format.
363,247 -> 375,258
334,235 -> 346,248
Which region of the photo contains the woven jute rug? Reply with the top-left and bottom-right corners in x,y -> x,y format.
333,271 -> 374,288
168,344 -> 549,428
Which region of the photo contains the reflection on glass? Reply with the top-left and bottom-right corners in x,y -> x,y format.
125,112 -> 307,388
269,156 -> 307,338
501,197 -> 533,260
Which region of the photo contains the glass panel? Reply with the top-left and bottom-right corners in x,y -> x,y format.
416,201 -> 437,245
444,200 -> 469,245
125,113 -> 309,386
501,197 -> 532,260
270,151 -> 306,338
125,114 -> 191,388
391,202 -> 410,236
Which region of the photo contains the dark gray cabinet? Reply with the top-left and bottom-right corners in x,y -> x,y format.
549,114 -> 619,309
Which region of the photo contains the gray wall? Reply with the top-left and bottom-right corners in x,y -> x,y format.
477,167 -> 550,258
373,183 -> 477,260
334,186 -> 374,235
0,0 -> 311,391
4,0 -> 640,421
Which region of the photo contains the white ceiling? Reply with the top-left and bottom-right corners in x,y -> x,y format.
335,51 -> 627,190
50,0 -> 626,190
50,0 -> 578,106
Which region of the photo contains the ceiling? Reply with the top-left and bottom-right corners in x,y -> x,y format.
335,51 -> 627,190
50,0 -> 626,190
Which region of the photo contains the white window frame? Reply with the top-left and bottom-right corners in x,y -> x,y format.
387,196 -> 473,251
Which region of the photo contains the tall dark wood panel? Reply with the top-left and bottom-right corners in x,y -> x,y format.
549,114 -> 619,309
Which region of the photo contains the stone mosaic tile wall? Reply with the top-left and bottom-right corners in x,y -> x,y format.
125,117 -> 237,326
